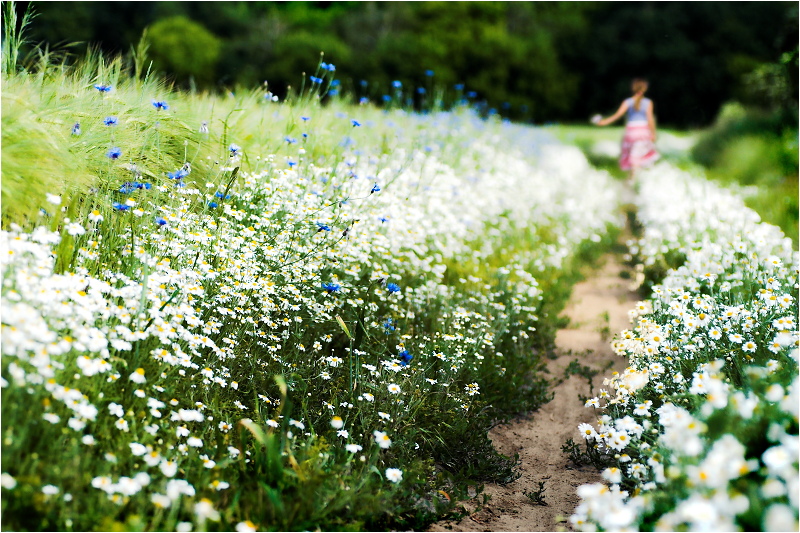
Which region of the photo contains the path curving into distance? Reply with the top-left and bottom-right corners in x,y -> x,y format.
429,252 -> 640,532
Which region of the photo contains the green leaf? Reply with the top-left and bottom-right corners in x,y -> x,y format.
335,315 -> 352,339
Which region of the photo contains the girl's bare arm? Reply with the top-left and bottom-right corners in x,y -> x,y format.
596,100 -> 628,126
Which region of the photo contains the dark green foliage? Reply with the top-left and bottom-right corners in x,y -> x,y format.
269,31 -> 351,88
146,15 -> 222,85
561,438 -> 613,470
430,413 -> 522,486
15,1 -> 798,127
563,2 -> 797,128
523,479 -> 548,506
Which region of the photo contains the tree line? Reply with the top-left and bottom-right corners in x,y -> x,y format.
12,1 -> 799,127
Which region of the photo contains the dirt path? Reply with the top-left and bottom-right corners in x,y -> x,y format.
429,254 -> 639,532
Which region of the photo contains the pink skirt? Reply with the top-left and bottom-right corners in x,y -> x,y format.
620,122 -> 659,171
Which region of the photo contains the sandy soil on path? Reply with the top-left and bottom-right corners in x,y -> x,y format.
428,255 -> 639,532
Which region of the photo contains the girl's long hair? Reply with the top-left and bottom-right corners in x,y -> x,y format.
632,78 -> 648,111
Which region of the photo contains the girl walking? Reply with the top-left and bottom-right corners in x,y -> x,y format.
592,78 -> 659,177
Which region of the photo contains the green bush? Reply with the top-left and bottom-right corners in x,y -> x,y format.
690,102 -> 798,244
691,103 -> 797,172
269,31 -> 351,92
147,16 -> 221,86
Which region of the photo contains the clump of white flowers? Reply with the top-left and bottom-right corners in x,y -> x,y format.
572,163 -> 798,531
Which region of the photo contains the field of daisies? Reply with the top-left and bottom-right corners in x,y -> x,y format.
570,164 -> 799,531
1,51 -> 627,531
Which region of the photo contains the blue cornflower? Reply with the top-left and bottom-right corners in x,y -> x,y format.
392,80 -> 402,89
229,144 -> 241,156
417,87 -> 426,95
71,122 -> 81,136
152,100 -> 169,111
301,116 -> 310,122
322,282 -> 340,294
310,76 -> 323,84
316,222 -> 331,232
454,83 -> 465,91
360,80 -> 368,87
386,283 -> 401,294
107,147 -> 122,160
399,350 -> 413,366
155,217 -> 167,226
331,79 -> 341,87
378,216 -> 388,223
214,191 -> 231,199
112,202 -> 129,211
370,183 -> 380,194
207,201 -> 218,208
285,136 -> 297,144
351,119 -> 361,127
119,182 -> 137,194
467,91 -> 477,98
94,84 -> 112,92
328,89 -> 339,96
321,62 -> 335,72
287,160 -> 297,168
359,97 -> 369,105
425,69 -> 435,76
104,116 -> 118,126
302,133 -> 308,139
382,95 -> 391,102
168,168 -> 188,180
383,318 -> 396,333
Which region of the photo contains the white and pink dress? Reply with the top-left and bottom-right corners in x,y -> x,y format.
619,97 -> 659,171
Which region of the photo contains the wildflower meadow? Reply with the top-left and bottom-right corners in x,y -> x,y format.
0,38 -> 627,530
2,8 -> 797,533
